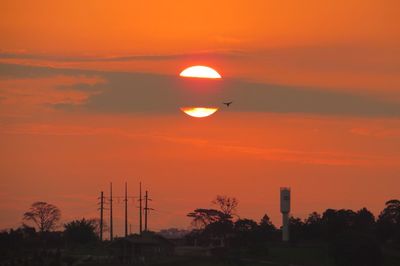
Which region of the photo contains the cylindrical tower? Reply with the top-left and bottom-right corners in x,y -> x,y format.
280,187 -> 291,242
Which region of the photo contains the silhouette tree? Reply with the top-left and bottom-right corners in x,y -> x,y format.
305,212 -> 322,225
377,199 -> 400,243
354,208 -> 375,234
187,208 -> 227,228
212,195 -> 238,219
64,218 -> 97,245
260,214 -> 274,228
204,219 -> 234,239
289,216 -> 306,242
23,202 -> 61,233
235,218 -> 258,232
232,219 -> 259,247
321,209 -> 356,240
88,218 -> 109,237
187,195 -> 238,228
304,212 -> 322,240
258,214 -> 276,240
187,196 -> 239,247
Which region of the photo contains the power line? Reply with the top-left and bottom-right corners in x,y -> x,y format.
124,182 -> 128,238
97,181 -> 152,238
110,182 -> 113,241
139,182 -> 143,235
99,191 -> 104,241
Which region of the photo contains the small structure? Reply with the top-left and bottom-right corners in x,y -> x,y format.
280,187 -> 291,242
108,232 -> 174,264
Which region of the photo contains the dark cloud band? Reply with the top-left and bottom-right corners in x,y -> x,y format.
1,63 -> 399,117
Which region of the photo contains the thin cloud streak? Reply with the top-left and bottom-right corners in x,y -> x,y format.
148,135 -> 400,166
2,122 -> 394,166
0,50 -> 244,62
350,127 -> 400,138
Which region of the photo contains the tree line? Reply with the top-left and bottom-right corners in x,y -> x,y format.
0,198 -> 399,266
186,196 -> 400,244
185,196 -> 400,266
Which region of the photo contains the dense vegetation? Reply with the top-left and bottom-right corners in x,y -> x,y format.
184,197 -> 400,266
0,198 -> 399,266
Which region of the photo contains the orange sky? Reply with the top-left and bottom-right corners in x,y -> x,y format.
0,0 -> 400,236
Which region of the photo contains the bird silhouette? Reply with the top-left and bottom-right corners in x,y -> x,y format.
223,101 -> 233,107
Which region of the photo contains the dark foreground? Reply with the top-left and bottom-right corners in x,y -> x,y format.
10,243 -> 395,266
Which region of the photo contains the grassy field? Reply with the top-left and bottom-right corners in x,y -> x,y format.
153,245 -> 400,266
80,243 -> 400,266
265,245 -> 334,266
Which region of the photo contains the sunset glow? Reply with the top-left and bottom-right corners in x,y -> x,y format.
1,1 -> 400,242
179,66 -> 222,79
180,107 -> 218,118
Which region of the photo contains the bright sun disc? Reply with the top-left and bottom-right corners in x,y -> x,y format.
179,66 -> 222,79
180,107 -> 218,118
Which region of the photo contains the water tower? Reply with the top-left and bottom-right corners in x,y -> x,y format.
280,187 -> 291,242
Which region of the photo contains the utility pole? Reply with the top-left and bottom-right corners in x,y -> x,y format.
99,191 -> 104,241
144,190 -> 153,231
110,182 -> 113,241
139,182 -> 142,235
124,182 -> 128,237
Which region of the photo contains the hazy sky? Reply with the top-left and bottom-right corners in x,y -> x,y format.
0,0 -> 399,237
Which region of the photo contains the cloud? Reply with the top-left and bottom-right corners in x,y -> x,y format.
350,127 -> 400,138
0,75 -> 103,108
0,50 -> 243,62
0,62 -> 92,79
147,135 -> 400,166
2,121 -> 396,166
211,144 -> 386,166
0,123 -> 148,138
253,45 -> 400,74
1,63 -> 400,117
1,45 -> 398,74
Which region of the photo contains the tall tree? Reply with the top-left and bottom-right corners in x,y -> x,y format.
289,216 -> 306,241
212,195 -> 238,219
305,212 -> 322,226
378,199 -> 400,224
235,218 -> 258,232
233,219 -> 259,247
354,208 -> 375,233
259,214 -> 276,231
377,199 -> 400,243
321,209 -> 356,240
257,214 -> 277,241
23,202 -> 61,233
304,212 -> 322,239
187,208 -> 226,228
187,195 -> 239,228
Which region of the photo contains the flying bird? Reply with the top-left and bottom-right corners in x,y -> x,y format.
223,101 -> 233,107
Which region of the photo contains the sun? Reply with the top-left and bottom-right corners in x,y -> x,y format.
180,107 -> 218,118
179,66 -> 221,118
179,66 -> 221,79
